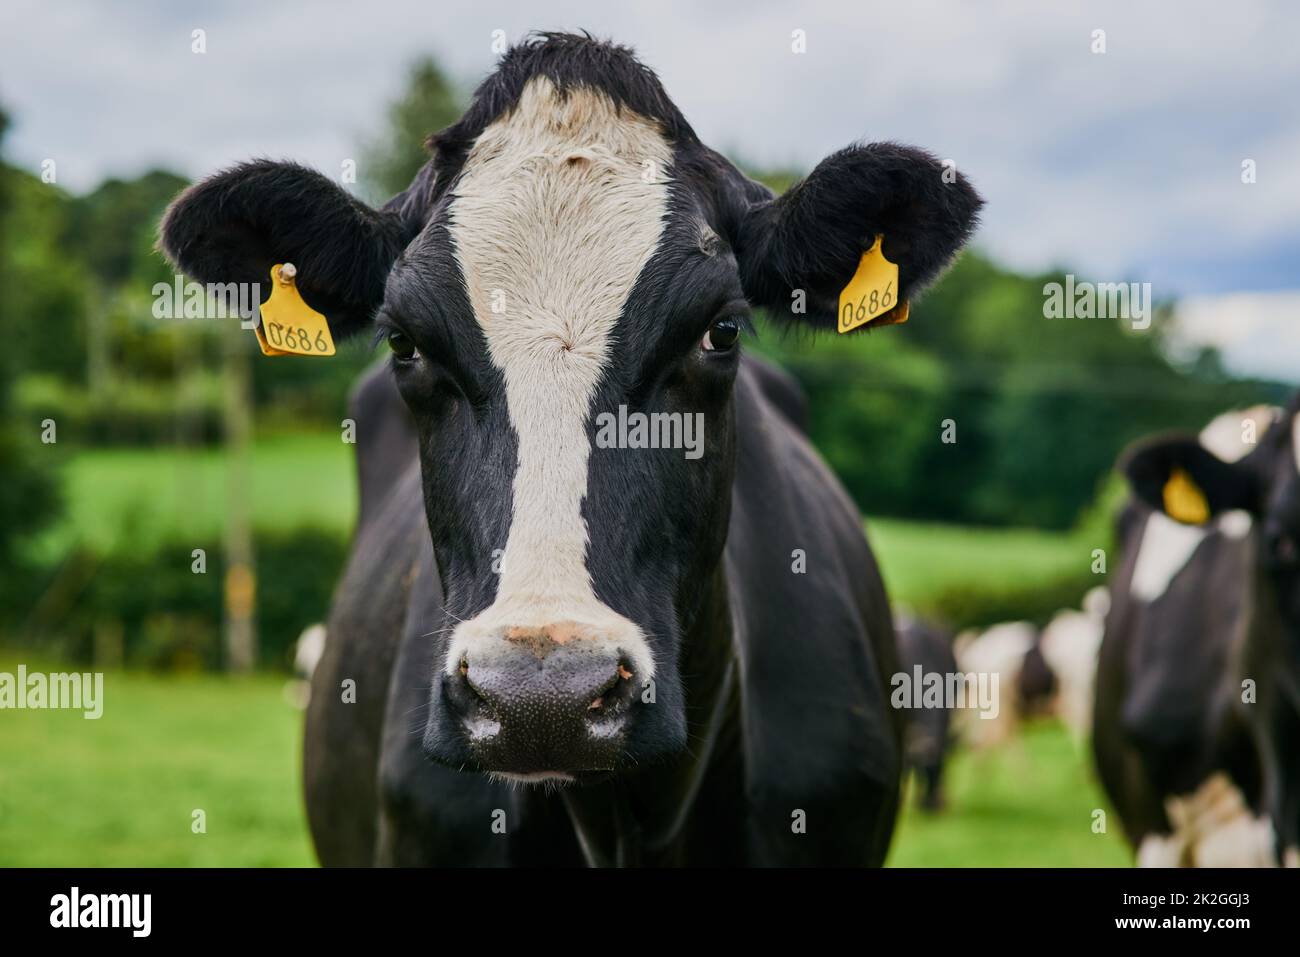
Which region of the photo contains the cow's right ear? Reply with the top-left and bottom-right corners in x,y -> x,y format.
159,160 -> 432,339
1120,433 -> 1263,525
725,142 -> 983,330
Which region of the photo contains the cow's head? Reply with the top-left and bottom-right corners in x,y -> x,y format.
1121,397 -> 1300,639
160,34 -> 981,782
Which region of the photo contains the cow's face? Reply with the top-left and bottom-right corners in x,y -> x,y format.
1122,398 -> 1300,642
160,35 -> 981,781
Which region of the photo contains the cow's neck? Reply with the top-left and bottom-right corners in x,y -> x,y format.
558,562 -> 738,866
1250,572 -> 1300,716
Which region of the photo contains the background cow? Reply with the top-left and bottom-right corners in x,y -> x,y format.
954,621 -> 1037,750
159,33 -> 981,865
895,613 -> 958,811
1094,404 -> 1293,866
1038,586 -> 1109,744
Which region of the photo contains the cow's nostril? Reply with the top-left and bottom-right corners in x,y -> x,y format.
458,659 -> 492,706
585,661 -> 637,720
588,673 -> 619,704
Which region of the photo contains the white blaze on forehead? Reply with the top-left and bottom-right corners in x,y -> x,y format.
443,77 -> 671,678
1130,511 -> 1210,603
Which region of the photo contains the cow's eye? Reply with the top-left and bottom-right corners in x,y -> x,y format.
702,317 -> 740,352
387,331 -> 417,360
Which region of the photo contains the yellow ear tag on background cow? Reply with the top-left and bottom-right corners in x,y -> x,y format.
1163,468 -> 1211,525
254,263 -> 336,357
838,235 -> 909,334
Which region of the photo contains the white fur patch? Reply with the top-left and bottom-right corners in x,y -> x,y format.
1130,512 -> 1210,603
1156,772 -> 1278,868
952,621 -> 1035,750
1137,832 -> 1185,868
443,77 -> 671,681
1199,405 -> 1280,463
1039,607 -> 1104,741
1217,509 -> 1253,541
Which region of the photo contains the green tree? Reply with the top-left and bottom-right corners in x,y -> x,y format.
0,104 -> 61,587
363,56 -> 462,199
753,247 -> 1281,529
64,170 -> 189,288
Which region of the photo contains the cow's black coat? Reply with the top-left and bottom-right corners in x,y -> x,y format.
896,617 -> 958,812
1094,500 -> 1263,854
1096,397 -> 1300,863
160,33 -> 982,865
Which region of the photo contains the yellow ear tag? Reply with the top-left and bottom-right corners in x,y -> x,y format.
838,235 -> 909,333
254,264 -> 336,357
1163,468 -> 1211,525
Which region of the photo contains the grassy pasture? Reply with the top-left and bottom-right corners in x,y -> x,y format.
34,433 -> 357,559
0,436 -> 1123,866
0,658 -> 1126,866
38,435 -> 1088,598
0,662 -> 314,866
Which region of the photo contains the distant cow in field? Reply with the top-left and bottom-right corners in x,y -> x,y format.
1094,404 -> 1300,866
1038,586 -> 1109,743
954,621 -> 1036,749
895,614 -> 958,811
160,33 -> 981,865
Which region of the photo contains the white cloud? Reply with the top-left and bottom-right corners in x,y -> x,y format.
1174,290 -> 1300,381
2,0 -> 1297,304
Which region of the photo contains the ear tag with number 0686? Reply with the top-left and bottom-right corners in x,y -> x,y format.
837,235 -> 909,333
255,263 -> 336,357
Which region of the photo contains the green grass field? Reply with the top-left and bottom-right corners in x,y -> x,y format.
34,433 -> 357,560
37,435 -> 1090,599
0,663 -> 315,866
868,517 -> 1087,607
0,660 -> 1128,866
891,723 -> 1130,866
1,437 -> 1123,866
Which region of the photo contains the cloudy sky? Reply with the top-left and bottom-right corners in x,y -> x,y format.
2,0 -> 1296,378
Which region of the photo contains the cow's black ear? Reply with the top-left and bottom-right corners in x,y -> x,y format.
1120,433 -> 1263,524
159,160 -> 432,339
730,143 -> 982,329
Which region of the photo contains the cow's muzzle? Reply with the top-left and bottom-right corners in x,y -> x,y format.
434,623 -> 642,774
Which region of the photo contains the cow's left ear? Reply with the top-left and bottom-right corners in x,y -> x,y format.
159,159 -> 434,339
730,143 -> 982,329
1121,433 -> 1263,525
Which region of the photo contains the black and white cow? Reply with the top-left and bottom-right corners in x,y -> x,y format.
160,33 -> 981,865
1095,404 -> 1300,866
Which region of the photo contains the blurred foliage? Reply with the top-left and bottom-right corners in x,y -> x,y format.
752,249 -> 1284,529
869,513 -> 1107,632
0,104 -> 61,582
64,170 -> 188,288
0,64 -> 456,453
16,528 -> 347,671
362,56 -> 462,200
15,372 -> 224,445
924,569 -> 1100,633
